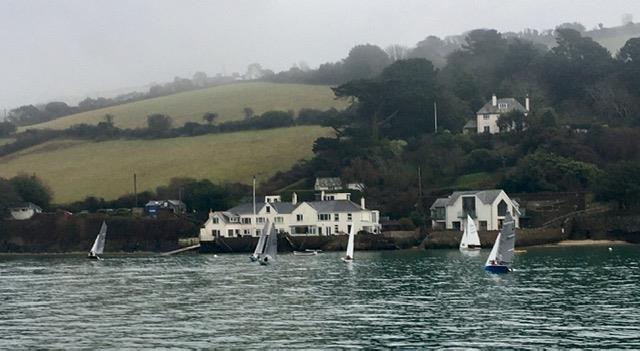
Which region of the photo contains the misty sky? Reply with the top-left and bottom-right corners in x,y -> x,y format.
1,0 -> 639,109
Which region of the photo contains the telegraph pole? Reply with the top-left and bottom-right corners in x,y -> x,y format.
433,101 -> 438,133
133,173 -> 138,207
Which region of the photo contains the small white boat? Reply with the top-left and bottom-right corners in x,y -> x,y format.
250,221 -> 270,262
460,214 -> 481,251
88,221 -> 107,260
485,213 -> 516,274
341,226 -> 355,263
259,223 -> 278,266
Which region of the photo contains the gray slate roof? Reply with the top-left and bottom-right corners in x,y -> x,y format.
463,119 -> 477,129
314,177 -> 343,189
227,201 -> 298,216
306,200 -> 362,213
477,98 -> 526,115
430,189 -> 504,209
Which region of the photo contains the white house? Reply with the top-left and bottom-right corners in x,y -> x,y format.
429,189 -> 520,231
469,94 -> 529,134
9,202 -> 42,220
199,192 -> 381,241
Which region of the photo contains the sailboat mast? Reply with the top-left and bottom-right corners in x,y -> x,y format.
252,176 -> 256,237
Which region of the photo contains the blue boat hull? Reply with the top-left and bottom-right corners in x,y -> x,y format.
484,265 -> 510,274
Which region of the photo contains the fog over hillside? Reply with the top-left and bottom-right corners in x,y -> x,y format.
1,0 -> 639,109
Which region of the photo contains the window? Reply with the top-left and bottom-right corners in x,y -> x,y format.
498,200 -> 508,216
309,227 -> 316,234
326,195 -> 335,200
462,196 -> 476,217
483,114 -> 490,120
452,221 -> 461,230
326,227 -> 332,235
432,207 -> 445,220
242,217 -> 251,224
347,213 -> 352,221
479,221 -> 488,231
243,229 -> 250,235
296,214 -> 303,222
256,229 -> 261,236
266,206 -> 271,213
318,214 -> 330,221
227,229 -> 233,237
334,213 -> 339,221
212,229 -> 220,237
483,126 -> 490,133
335,225 -> 339,233
498,102 -> 508,109
212,217 -> 219,224
257,217 -> 265,224
275,217 -> 283,223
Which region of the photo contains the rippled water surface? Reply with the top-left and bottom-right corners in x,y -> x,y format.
1,245 -> 639,349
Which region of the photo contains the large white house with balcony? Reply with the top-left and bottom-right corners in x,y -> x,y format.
430,189 -> 520,231
199,192 -> 381,241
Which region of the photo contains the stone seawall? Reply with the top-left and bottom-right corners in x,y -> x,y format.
0,214 -> 197,253
200,230 -> 425,253
424,227 -> 568,249
572,213 -> 640,243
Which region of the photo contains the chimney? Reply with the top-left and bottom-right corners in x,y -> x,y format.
492,94 -> 497,107
321,190 -> 325,201
360,197 -> 366,209
525,95 -> 530,112
292,192 -> 298,205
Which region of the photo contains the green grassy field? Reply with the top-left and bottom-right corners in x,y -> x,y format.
21,82 -> 347,131
0,126 -> 332,203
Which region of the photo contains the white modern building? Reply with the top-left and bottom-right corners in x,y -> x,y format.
199,192 -> 381,241
430,189 -> 520,231
464,94 -> 529,134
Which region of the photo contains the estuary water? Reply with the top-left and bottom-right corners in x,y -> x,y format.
1,245 -> 639,349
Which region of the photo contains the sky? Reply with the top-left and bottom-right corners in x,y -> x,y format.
1,0 -> 639,109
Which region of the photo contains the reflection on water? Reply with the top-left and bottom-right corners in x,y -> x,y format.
1,246 -> 639,348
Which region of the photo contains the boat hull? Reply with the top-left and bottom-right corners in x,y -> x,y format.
341,257 -> 353,263
484,265 -> 510,274
249,254 -> 259,262
460,246 -> 481,251
259,254 -> 273,265
293,251 -> 317,256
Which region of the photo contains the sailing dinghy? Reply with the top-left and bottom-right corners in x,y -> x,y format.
460,214 -> 481,250
250,221 -> 270,262
341,226 -> 355,263
484,213 -> 516,274
88,221 -> 107,260
259,223 -> 278,265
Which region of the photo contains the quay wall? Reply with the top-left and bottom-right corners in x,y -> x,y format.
424,227 -> 568,249
0,214 -> 197,253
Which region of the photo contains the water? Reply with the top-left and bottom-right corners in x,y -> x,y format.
1,245 -> 639,349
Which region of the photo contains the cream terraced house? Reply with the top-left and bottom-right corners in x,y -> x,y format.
199,192 -> 381,240
430,189 -> 520,231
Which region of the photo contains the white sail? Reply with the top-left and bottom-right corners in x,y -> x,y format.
467,215 -> 481,247
461,214 -> 480,249
485,213 -> 516,266
263,223 -> 278,259
253,221 -> 270,256
90,221 -> 107,255
345,225 -> 355,259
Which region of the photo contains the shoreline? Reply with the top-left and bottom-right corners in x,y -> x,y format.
555,239 -> 632,246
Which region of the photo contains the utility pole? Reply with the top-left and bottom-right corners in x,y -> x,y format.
433,101 -> 438,133
133,173 -> 138,207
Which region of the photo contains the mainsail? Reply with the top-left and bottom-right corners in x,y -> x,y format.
485,213 -> 516,266
253,221 -> 270,257
263,223 -> 278,259
460,214 -> 481,249
345,225 -> 355,259
90,221 -> 107,255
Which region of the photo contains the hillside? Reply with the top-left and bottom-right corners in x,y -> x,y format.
0,126 -> 332,203
21,82 -> 347,131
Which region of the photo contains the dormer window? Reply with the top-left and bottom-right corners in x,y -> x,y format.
498,102 -> 508,109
